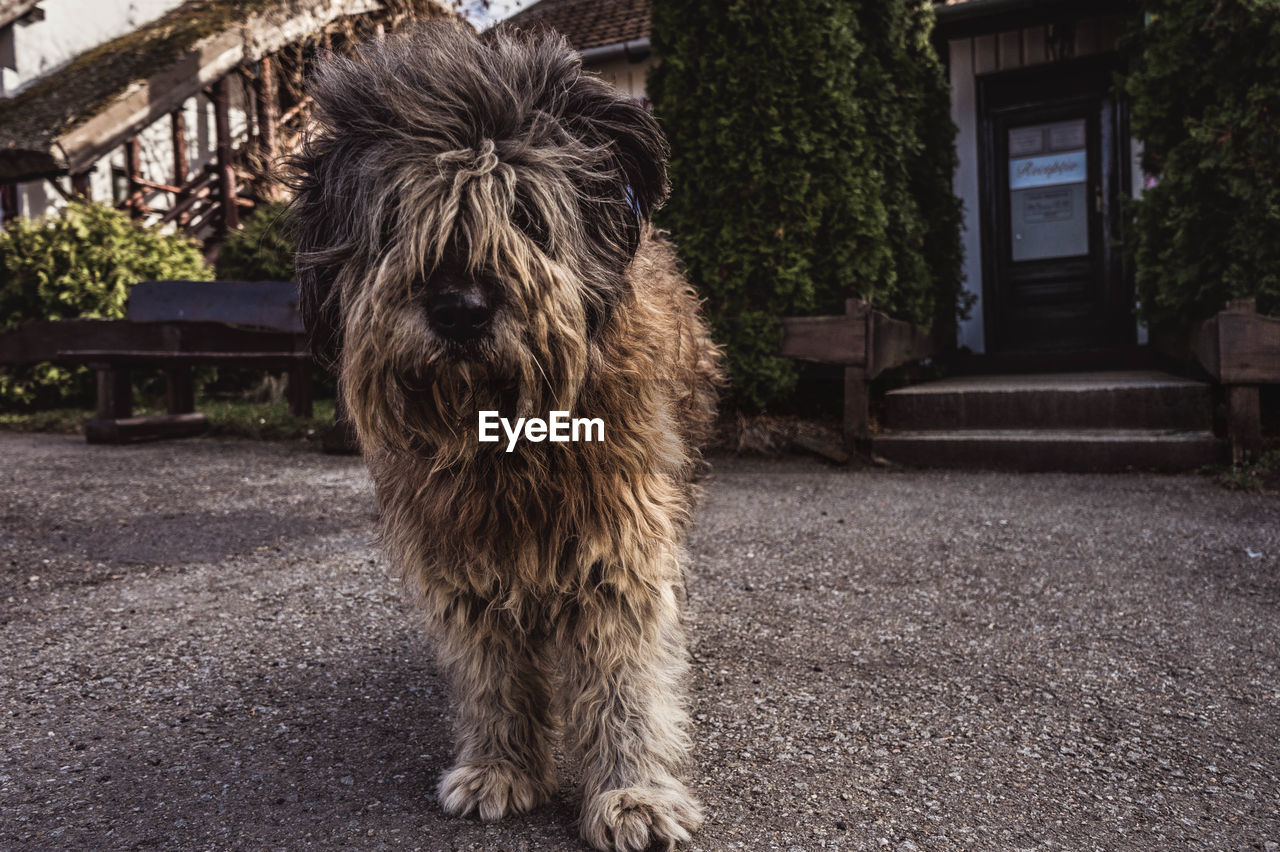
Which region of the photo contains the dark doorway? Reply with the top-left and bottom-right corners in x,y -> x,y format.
978,57 -> 1133,354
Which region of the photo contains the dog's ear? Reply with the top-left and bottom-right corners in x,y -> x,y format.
581,93 -> 670,222
497,26 -> 669,218
289,137 -> 355,374
287,53 -> 391,374
558,76 -> 670,269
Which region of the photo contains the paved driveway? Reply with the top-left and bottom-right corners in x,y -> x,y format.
1,434 -> 1277,850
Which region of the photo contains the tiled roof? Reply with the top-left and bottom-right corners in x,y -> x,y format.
505,0 -> 649,51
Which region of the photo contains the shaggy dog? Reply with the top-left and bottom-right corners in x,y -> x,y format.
291,22 -> 722,852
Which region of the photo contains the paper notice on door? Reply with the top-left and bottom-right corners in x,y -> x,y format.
1011,182 -> 1089,261
1022,187 -> 1073,223
1009,127 -> 1045,156
1048,120 -> 1086,151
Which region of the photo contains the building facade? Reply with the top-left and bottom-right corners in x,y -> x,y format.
0,0 -> 450,236
511,0 -> 1147,360
936,0 -> 1141,356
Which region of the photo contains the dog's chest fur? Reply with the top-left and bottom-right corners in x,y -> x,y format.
365,236 -> 717,601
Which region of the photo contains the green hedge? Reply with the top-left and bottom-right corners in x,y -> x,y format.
0,201 -> 210,407
1123,0 -> 1280,335
649,0 -> 965,409
215,200 -> 296,281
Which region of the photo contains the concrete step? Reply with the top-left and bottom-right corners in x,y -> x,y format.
873,429 -> 1223,472
883,371 -> 1213,431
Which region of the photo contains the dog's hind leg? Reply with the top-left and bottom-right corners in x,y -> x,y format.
561,570 -> 704,852
430,592 -> 557,822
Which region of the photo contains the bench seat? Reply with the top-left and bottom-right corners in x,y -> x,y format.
0,281 -> 315,443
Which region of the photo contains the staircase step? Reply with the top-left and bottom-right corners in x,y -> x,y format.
873,429 -> 1223,472
884,371 -> 1213,431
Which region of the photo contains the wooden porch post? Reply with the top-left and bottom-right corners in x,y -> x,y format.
1226,385 -> 1262,465
70,171 -> 92,198
843,367 -> 873,447
1222,299 -> 1265,464
123,138 -> 142,217
169,107 -> 189,226
171,108 -> 188,185
256,55 -> 278,162
842,299 -> 873,448
212,76 -> 239,234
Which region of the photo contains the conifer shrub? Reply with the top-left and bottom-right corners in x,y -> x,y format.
649,0 -> 965,408
1123,0 -> 1280,335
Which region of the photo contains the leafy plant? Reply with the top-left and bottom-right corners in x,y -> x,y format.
649,0 -> 965,409
1122,0 -> 1280,336
1218,449 -> 1280,493
0,200 -> 210,407
215,200 -> 297,281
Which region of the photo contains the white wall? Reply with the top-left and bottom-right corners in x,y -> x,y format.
1130,137 -> 1148,345
1,0 -> 187,95
586,54 -> 654,100
949,37 -> 984,354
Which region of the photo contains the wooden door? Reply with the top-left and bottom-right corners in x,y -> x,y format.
979,59 -> 1133,354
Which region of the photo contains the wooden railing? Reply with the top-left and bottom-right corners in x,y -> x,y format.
1192,298 -> 1280,463
779,299 -> 936,450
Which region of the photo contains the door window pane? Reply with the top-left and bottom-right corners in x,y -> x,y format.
1008,119 -> 1088,261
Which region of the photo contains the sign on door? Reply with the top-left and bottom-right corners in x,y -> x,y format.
1008,119 -> 1089,262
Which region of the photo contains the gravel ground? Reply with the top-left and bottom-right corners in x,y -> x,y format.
1,432 -> 1278,851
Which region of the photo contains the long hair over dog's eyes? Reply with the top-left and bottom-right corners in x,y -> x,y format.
510,197 -> 551,254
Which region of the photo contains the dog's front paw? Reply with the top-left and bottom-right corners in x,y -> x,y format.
580,782 -> 704,852
438,761 -> 548,822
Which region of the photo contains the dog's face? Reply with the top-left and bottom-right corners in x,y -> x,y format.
292,23 -> 668,456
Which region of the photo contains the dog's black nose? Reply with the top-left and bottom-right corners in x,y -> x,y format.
427,290 -> 493,340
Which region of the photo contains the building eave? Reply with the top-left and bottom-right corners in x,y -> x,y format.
934,0 -> 1139,40
578,36 -> 649,64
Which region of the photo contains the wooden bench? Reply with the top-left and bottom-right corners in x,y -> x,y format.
0,280 -> 312,443
1192,298 -> 1280,463
779,298 -> 936,452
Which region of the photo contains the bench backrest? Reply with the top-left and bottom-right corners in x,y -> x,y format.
127,281 -> 304,333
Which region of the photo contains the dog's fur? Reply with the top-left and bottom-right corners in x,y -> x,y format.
291,21 -> 722,852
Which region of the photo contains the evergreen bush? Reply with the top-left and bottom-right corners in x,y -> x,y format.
0,201 -> 210,407
212,201 -> 340,402
649,0 -> 964,408
1123,0 -> 1280,335
215,200 -> 297,281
